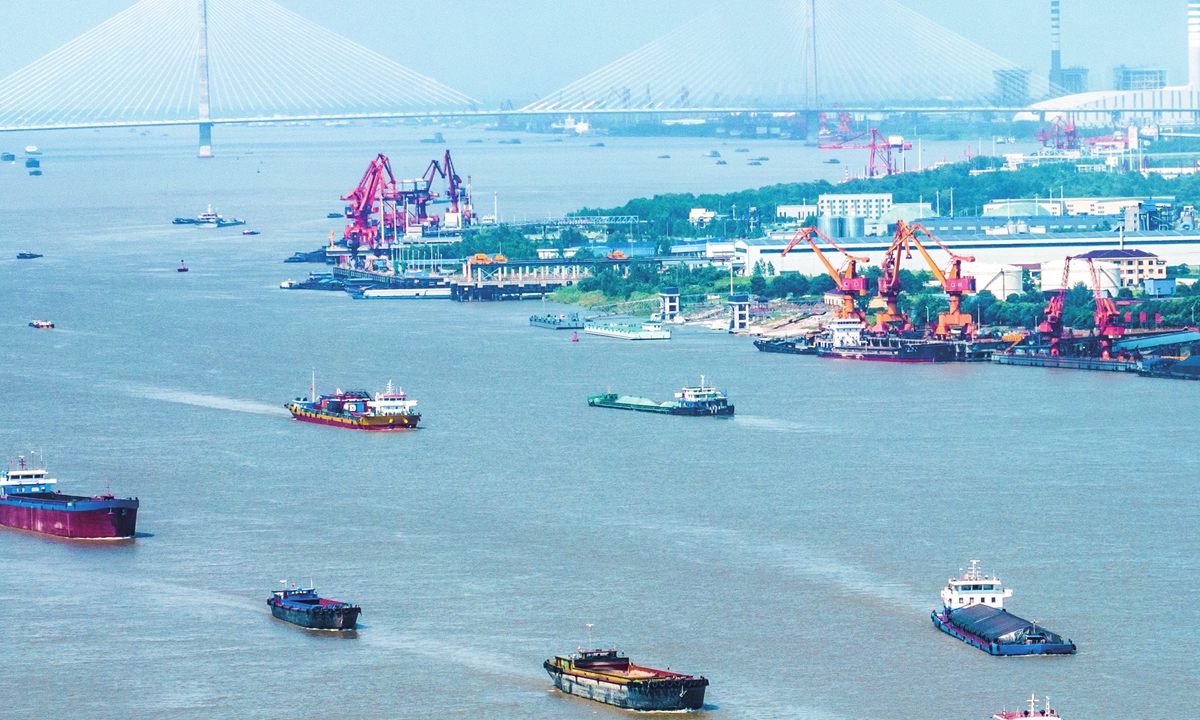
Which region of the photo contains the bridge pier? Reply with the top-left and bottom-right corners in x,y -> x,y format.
198,122 -> 213,158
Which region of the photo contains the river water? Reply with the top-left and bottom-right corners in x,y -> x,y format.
0,125 -> 1195,719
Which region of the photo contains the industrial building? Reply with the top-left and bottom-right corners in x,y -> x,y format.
1029,2 -> 1200,125
1074,249 -> 1169,286
734,230 -> 1200,288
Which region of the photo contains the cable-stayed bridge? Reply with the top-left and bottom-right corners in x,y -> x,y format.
0,0 -> 1138,156
523,0 -> 1050,112
0,0 -> 478,155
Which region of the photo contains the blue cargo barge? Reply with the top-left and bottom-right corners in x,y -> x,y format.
268,585 -> 360,631
932,561 -> 1076,656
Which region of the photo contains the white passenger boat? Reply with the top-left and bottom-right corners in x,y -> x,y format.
356,287 -> 451,299
584,321 -> 671,340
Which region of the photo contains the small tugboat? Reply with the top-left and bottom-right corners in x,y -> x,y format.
530,312 -> 585,330
0,455 -> 138,539
327,212 -> 343,219
17,252 -> 43,259
1,151 -> 15,162
584,321 -> 670,340
242,230 -> 260,236
268,582 -> 360,631
544,648 -> 708,711
588,376 -> 734,416
994,694 -> 1060,720
286,380 -> 420,430
932,560 -> 1076,656
28,320 -> 54,329
177,260 -> 189,272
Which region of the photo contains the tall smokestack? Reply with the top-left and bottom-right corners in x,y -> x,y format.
1191,2 -> 1200,89
1050,1 -> 1062,95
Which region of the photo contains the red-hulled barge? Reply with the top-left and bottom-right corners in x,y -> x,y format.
0,457 -> 138,539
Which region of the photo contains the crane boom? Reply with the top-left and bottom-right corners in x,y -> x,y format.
781,226 -> 869,320
900,223 -> 977,338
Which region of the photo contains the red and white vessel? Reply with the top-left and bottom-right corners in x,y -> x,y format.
994,694 -> 1059,719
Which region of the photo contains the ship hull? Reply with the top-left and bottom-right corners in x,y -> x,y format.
820,342 -> 957,363
544,663 -> 706,711
269,603 -> 360,630
0,496 -> 137,539
932,611 -> 1077,656
754,338 -> 819,355
287,404 -> 419,430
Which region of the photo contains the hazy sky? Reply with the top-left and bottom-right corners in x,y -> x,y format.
0,0 -> 1189,105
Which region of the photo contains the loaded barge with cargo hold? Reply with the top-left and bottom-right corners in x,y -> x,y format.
932,561 -> 1076,656
286,381 -> 419,430
544,649 -> 708,711
530,312 -> 585,330
268,583 -> 360,631
0,456 -> 138,539
589,377 -> 734,416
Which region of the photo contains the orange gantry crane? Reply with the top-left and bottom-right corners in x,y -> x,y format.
781,226 -> 869,321
896,221 -> 978,338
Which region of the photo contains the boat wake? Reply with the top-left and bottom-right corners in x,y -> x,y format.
732,415 -> 814,434
362,631 -> 543,680
124,385 -> 290,417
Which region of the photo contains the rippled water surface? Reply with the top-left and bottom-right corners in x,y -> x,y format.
0,126 -> 1196,719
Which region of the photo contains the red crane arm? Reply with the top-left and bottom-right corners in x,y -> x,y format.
780,226 -> 869,292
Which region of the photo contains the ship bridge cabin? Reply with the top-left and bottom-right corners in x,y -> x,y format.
1,458 -> 57,494
941,560 -> 1013,610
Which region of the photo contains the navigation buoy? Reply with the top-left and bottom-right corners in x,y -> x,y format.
572,331 -> 579,343
178,260 -> 189,272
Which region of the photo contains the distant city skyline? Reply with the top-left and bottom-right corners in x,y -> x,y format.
0,0 -> 1190,106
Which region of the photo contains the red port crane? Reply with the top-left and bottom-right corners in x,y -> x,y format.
873,223 -> 917,333
1081,257 -> 1125,359
901,222 -> 978,338
1035,115 -> 1079,151
819,128 -> 911,177
781,226 -> 869,320
341,153 -> 397,253
1038,257 -> 1072,356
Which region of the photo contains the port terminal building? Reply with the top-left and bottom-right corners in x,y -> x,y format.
734,230 -> 1200,293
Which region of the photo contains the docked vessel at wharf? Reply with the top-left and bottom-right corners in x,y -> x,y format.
351,286 -> 451,299
268,583 -> 360,631
995,694 -> 1060,720
173,205 -> 245,228
0,456 -> 138,539
589,377 -> 734,416
584,321 -> 670,340
286,381 -> 419,430
280,272 -> 344,291
544,649 -> 708,711
821,319 -> 956,362
754,336 -> 820,354
530,312 -> 585,329
932,561 -> 1076,656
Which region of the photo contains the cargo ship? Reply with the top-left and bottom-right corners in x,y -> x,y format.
821,319 -> 956,363
995,694 -> 1060,720
931,560 -> 1076,656
16,252 -> 43,259
286,381 -> 419,430
268,583 -> 360,631
530,312 -> 585,330
753,336 -> 819,355
584,321 -> 670,340
588,377 -> 734,416
544,649 -> 708,711
0,456 -> 138,539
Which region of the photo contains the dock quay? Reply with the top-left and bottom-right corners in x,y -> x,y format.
992,353 -> 1139,373
450,265 -> 583,301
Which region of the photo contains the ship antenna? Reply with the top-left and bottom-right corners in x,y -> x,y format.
311,368 -> 315,402
586,623 -> 594,648
1028,694 -> 1037,716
